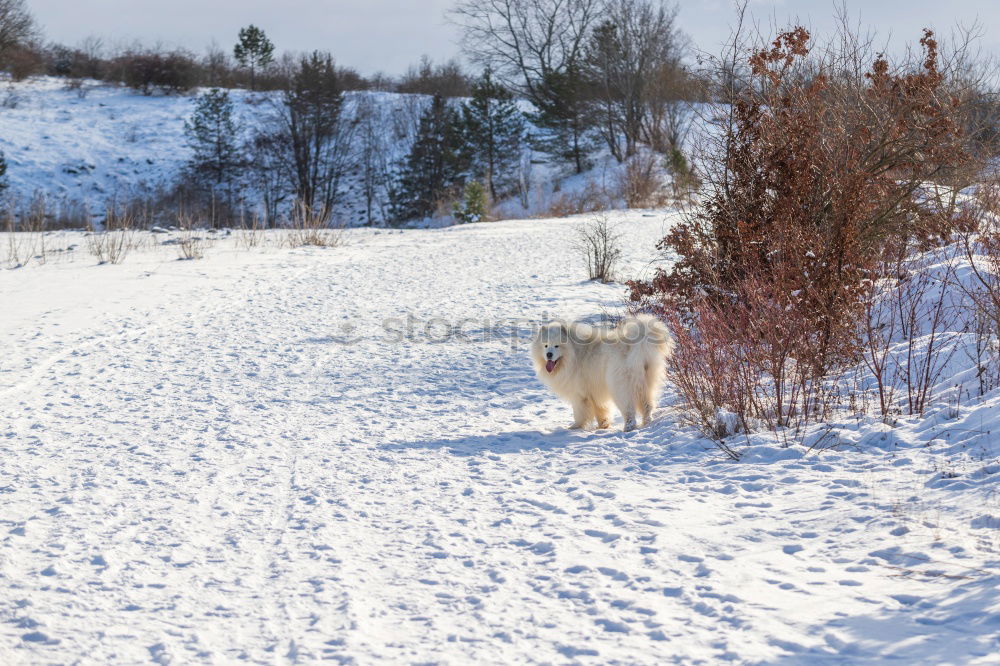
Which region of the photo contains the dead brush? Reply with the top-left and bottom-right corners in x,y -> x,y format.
956,180 -> 1000,396
86,207 -> 136,265
542,181 -> 612,218
663,269 -> 853,456
3,205 -> 34,269
627,25 -> 982,451
175,215 -> 206,260
575,213 -> 623,283
616,153 -> 671,209
3,196 -> 46,268
236,212 -> 265,250
286,202 -> 344,248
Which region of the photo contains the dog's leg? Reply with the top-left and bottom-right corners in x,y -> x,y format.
610,387 -> 638,432
622,414 -> 637,432
641,362 -> 660,425
638,383 -> 653,426
593,400 -> 612,429
634,376 -> 650,426
569,399 -> 592,430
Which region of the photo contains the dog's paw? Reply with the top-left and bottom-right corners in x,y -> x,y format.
622,420 -> 638,433
597,420 -> 612,429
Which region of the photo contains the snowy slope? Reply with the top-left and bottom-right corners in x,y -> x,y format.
0,78 -> 431,224
0,77 -> 199,204
0,77 -> 664,227
1,212 -> 998,664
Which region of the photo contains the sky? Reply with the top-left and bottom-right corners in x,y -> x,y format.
28,0 -> 1000,76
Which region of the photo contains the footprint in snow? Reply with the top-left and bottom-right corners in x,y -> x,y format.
584,529 -> 620,543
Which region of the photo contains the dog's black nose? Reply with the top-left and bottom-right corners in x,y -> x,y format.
546,351 -> 553,359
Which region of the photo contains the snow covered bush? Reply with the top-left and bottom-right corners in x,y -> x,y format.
543,181 -> 612,218
957,181 -> 1000,396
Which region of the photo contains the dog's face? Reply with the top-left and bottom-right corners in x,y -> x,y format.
533,322 -> 571,375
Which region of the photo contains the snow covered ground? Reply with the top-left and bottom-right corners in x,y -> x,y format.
1,211 -> 998,664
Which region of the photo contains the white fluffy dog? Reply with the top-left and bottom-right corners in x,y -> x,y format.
531,315 -> 673,432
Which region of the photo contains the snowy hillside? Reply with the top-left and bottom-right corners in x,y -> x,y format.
0,77 -> 201,205
1,211 -> 997,664
0,77 -> 624,227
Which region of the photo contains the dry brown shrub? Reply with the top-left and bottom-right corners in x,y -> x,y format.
542,182 -> 612,218
87,206 -> 135,265
617,152 -> 670,209
174,214 -> 206,260
286,202 -> 344,248
630,24 -> 982,443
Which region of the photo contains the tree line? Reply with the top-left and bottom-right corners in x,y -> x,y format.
0,0 -> 475,98
179,0 -> 698,226
184,61 -> 529,227
451,0 -> 697,173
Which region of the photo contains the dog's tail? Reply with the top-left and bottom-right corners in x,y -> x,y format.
620,314 -> 673,358
620,314 -> 674,406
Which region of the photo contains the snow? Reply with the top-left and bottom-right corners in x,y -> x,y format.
1,211 -> 998,664
0,77 -> 198,206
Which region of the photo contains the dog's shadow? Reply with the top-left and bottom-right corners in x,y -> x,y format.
380,426 -> 617,456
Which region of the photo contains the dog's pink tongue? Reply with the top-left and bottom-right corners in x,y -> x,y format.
545,360 -> 557,373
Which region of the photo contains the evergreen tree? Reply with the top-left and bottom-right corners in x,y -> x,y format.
394,94 -> 465,223
233,25 -> 274,91
459,68 -> 526,200
453,180 -> 488,224
184,88 -> 242,193
531,66 -> 594,174
0,149 -> 8,197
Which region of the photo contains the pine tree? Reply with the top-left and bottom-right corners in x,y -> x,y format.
184,88 -> 242,192
453,180 -> 488,224
394,94 -> 465,223
460,68 -> 526,200
531,66 -> 594,174
0,149 -> 8,197
233,25 -> 274,91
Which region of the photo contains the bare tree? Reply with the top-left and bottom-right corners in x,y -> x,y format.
245,128 -> 289,227
0,0 -> 35,64
355,93 -> 394,225
397,55 -> 470,97
586,0 -> 688,159
449,0 -> 604,105
575,213 -> 622,282
276,52 -> 357,220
